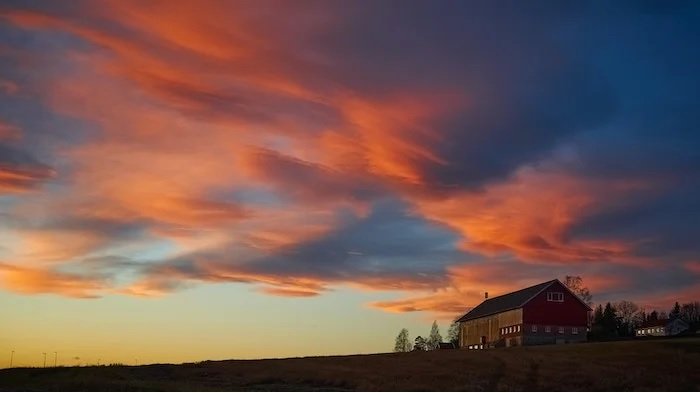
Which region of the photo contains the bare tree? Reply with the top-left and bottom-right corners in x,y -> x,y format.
564,275 -> 593,306
394,328 -> 412,352
427,320 -> 443,350
614,300 -> 640,335
614,300 -> 639,325
680,302 -> 700,327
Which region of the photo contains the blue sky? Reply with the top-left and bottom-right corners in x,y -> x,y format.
1,0 -> 700,365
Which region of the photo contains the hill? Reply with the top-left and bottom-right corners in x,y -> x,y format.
1,337 -> 699,391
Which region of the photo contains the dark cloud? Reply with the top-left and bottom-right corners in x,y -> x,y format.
0,143 -> 54,192
245,148 -> 385,205
1,0 -> 700,309
130,200 -> 469,294
249,199 -> 464,282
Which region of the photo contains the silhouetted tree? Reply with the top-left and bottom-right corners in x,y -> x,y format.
670,302 -> 681,320
564,276 -> 593,306
614,300 -> 640,336
593,304 -> 604,325
680,301 -> 700,329
659,311 -> 668,320
648,310 -> 659,321
414,336 -> 427,351
602,302 -> 619,334
394,328 -> 412,352
427,320 -> 443,350
446,321 -> 460,345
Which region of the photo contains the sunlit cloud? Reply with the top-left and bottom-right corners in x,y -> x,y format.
0,262 -> 106,298
0,0 -> 699,317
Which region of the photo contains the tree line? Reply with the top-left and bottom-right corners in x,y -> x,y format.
392,275 -> 700,350
393,320 -> 461,352
589,300 -> 700,340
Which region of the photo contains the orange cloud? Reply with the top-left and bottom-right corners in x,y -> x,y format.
1,0 -> 694,317
258,287 -> 321,297
410,166 -> 654,263
0,163 -> 54,193
14,229 -> 108,262
0,263 -> 105,298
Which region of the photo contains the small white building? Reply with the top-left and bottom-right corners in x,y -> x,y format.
636,318 -> 689,337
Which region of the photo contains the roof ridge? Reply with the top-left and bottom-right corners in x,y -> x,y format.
479,279 -> 557,302
455,279 -> 559,322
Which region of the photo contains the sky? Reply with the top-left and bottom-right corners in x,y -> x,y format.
1,0 -> 700,366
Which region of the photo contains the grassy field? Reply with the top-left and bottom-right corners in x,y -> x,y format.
1,337 -> 699,391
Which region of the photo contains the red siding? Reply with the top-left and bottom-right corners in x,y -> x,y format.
522,281 -> 589,326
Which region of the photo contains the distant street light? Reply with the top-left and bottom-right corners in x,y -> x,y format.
9,351 -> 13,368
42,352 -> 47,368
54,352 -> 58,367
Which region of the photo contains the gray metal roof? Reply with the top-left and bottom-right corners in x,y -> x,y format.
456,280 -> 557,322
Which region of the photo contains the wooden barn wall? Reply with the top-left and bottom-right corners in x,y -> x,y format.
522,281 -> 590,326
460,308 -> 523,346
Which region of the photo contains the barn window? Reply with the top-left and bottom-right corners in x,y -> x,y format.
558,326 -> 564,334
572,327 -> 578,334
517,325 -> 520,332
508,327 -> 512,333
545,326 -> 551,333
532,325 -> 538,333
546,292 -> 564,302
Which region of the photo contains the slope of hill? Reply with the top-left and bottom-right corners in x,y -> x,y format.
1,337 -> 699,391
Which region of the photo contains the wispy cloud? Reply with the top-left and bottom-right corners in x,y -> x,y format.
0,0 -> 699,314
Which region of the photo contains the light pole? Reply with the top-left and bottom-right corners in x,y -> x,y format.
42,352 -> 47,368
9,351 -> 13,368
54,352 -> 57,367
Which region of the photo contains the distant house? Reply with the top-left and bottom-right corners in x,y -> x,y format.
636,318 -> 689,337
456,279 -> 592,349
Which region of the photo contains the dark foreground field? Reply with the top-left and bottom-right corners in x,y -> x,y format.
1,337 -> 700,391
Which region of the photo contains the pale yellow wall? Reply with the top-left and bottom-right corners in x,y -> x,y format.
460,308 -> 523,346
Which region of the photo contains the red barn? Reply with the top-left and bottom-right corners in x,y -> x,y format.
456,279 -> 592,348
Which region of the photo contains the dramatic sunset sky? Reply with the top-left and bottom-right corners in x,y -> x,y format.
1,1 -> 700,366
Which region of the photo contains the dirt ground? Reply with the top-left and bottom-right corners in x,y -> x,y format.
1,337 -> 699,391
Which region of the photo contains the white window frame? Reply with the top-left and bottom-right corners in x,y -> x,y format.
516,325 -> 520,332
545,326 -> 551,333
572,327 -> 578,334
546,292 -> 564,302
532,325 -> 537,333
558,326 -> 564,334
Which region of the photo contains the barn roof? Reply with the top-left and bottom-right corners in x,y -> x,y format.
456,279 -> 558,322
